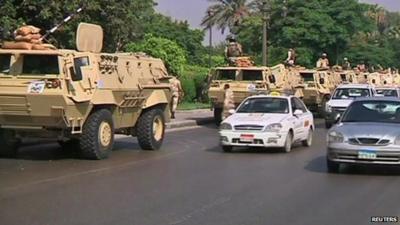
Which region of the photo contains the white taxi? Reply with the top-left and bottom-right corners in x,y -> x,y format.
219,95 -> 314,152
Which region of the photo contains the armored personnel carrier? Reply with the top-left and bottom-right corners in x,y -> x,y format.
0,23 -> 172,159
208,66 -> 269,124
295,69 -> 333,116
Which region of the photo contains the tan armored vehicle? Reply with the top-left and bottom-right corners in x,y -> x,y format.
208,66 -> 269,124
295,69 -> 333,115
0,23 -> 172,159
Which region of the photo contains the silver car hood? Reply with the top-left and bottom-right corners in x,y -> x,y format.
334,123 -> 400,139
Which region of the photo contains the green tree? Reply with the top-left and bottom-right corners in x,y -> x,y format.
142,14 -> 206,65
125,34 -> 187,75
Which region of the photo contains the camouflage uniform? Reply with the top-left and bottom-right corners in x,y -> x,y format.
223,86 -> 235,120
225,35 -> 243,65
316,53 -> 330,69
170,77 -> 183,119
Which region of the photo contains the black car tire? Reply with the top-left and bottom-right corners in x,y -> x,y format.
327,158 -> 340,173
137,108 -> 165,150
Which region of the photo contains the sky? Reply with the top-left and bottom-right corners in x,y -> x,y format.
156,0 -> 400,45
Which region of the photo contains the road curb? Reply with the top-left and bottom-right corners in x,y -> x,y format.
166,117 -> 214,129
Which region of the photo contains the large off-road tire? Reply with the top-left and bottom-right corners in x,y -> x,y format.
137,108 -> 165,150
302,128 -> 313,147
214,107 -> 223,126
0,129 -> 19,158
327,158 -> 340,173
80,109 -> 114,160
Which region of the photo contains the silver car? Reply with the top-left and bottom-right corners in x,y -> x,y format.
327,97 -> 400,173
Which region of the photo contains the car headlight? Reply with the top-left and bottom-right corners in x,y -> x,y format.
265,123 -> 282,132
220,123 -> 232,130
325,104 -> 332,113
327,131 -> 344,143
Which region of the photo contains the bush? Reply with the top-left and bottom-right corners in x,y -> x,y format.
180,65 -> 210,103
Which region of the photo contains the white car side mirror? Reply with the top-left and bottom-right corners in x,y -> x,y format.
293,109 -> 303,116
228,109 -> 236,114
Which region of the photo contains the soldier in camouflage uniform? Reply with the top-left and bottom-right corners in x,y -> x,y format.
225,35 -> 243,65
316,53 -> 330,69
223,84 -> 235,120
170,76 -> 184,119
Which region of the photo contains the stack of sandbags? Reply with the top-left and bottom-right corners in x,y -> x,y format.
234,57 -> 254,67
2,25 -> 56,50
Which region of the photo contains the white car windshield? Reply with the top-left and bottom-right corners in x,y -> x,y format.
237,98 -> 289,114
342,100 -> 400,123
332,88 -> 370,99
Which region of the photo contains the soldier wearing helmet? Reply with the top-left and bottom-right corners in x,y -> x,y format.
224,35 -> 243,63
342,57 -> 351,70
316,53 -> 330,70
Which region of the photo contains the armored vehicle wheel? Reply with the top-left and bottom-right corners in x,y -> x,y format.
319,96 -> 330,118
137,108 -> 165,150
0,129 -> 19,158
80,109 -> 114,160
325,121 -> 332,129
214,108 -> 223,125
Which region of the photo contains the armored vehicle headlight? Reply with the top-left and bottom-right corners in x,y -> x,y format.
220,123 -> 232,130
328,131 -> 344,143
265,123 -> 282,132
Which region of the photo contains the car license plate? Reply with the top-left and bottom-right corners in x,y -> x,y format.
358,150 -> 377,160
240,134 -> 254,143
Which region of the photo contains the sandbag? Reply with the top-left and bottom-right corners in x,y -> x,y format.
32,44 -> 47,50
2,41 -> 33,50
15,33 -> 42,42
16,25 -> 41,36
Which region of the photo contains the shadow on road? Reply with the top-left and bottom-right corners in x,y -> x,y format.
305,156 -> 400,176
7,137 -> 141,161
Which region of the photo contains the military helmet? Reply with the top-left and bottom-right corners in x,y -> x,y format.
226,34 -> 236,41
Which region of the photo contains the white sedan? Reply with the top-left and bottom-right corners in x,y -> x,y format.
219,95 -> 314,152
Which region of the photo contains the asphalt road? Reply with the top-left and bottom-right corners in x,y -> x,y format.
1,120 -> 400,225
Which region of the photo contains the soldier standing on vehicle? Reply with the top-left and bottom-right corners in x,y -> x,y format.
171,76 -> 184,119
316,53 -> 330,69
285,48 -> 296,67
225,35 -> 243,63
342,57 -> 351,70
223,84 -> 235,119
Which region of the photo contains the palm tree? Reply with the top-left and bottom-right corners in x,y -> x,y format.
201,0 -> 253,34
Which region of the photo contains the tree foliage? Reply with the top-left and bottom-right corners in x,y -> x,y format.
125,34 -> 187,75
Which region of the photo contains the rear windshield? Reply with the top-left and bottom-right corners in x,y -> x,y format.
0,54 -> 11,74
300,73 -> 314,82
237,98 -> 289,114
332,88 -> 370,99
342,100 -> 400,123
376,89 -> 398,97
22,55 -> 59,75
216,70 -> 236,80
242,70 -> 263,81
